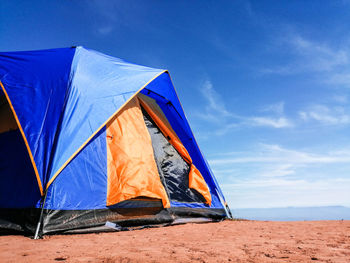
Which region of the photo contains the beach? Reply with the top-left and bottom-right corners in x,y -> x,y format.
0,220 -> 349,262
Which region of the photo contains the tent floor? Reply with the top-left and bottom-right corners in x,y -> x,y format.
0,207 -> 226,236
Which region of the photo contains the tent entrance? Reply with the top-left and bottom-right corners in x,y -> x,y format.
105,93 -> 211,209
0,95 -> 17,134
142,107 -> 207,204
105,97 -> 170,208
138,94 -> 211,205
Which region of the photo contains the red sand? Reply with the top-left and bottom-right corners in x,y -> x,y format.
0,220 -> 349,262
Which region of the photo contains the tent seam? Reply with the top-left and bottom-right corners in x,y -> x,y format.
43,47 -> 79,188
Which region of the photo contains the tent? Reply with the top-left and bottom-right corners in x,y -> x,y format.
0,47 -> 230,237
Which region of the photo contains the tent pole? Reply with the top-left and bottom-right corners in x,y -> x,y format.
33,190 -> 48,239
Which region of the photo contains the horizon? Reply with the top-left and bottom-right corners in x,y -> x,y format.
1,1 -> 350,210
231,205 -> 350,221
233,205 -> 350,209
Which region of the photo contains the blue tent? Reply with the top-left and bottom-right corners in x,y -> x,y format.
0,47 -> 229,236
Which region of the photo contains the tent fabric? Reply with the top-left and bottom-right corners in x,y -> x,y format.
0,47 -> 228,235
140,79 -> 226,208
106,97 -> 170,208
47,47 -> 165,188
142,108 -> 207,204
188,165 -> 212,205
0,48 -> 76,193
44,128 -> 107,210
138,93 -> 180,141
139,97 -> 211,205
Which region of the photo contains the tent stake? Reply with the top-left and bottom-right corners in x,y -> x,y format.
33,190 -> 48,239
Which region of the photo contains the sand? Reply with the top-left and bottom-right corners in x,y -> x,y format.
0,220 -> 349,262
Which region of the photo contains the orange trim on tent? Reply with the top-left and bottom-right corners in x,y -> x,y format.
137,93 -> 181,142
0,80 -> 44,195
138,97 -> 191,163
106,97 -> 170,208
138,97 -> 212,205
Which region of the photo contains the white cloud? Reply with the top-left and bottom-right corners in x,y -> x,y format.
86,0 -> 152,37
212,123 -> 239,136
222,177 -> 350,208
200,80 -> 231,117
211,143 -> 350,208
327,72 -> 350,87
260,66 -> 294,75
86,0 -> 120,36
299,104 -> 350,125
249,116 -> 293,128
293,36 -> 347,63
262,34 -> 350,81
196,80 -> 293,132
289,35 -> 349,72
209,143 -> 350,165
261,101 -> 285,115
248,102 -> 293,128
332,95 -> 348,104
97,26 -> 114,35
259,164 -> 295,177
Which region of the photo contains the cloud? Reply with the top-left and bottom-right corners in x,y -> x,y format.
261,101 -> 285,115
97,25 -> 114,35
248,101 -> 293,128
291,35 -> 349,71
221,177 -> 350,208
196,80 -> 293,132
86,0 -> 120,35
262,34 -> 350,81
332,95 -> 348,104
209,143 -> 350,165
327,72 -> 350,87
210,143 -> 350,208
200,80 -> 231,117
212,164 -> 295,179
249,116 -> 293,128
299,104 -> 350,125
86,0 -> 151,36
203,116 -> 294,135
258,164 -> 295,177
260,66 -> 295,75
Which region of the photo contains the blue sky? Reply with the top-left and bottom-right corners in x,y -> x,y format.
1,1 -> 350,209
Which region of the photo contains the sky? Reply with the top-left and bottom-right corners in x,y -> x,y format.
1,0 -> 350,209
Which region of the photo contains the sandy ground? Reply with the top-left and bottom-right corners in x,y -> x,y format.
0,220 -> 349,262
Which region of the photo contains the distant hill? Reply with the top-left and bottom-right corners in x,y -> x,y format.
231,206 -> 350,221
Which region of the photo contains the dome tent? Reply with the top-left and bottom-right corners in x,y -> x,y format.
0,47 -> 230,237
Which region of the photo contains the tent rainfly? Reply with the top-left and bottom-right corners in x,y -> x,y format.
0,47 -> 230,237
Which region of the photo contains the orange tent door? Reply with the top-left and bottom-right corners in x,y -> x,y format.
138,96 -> 212,205
106,97 -> 170,208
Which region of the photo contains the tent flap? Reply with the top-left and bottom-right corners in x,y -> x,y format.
106,97 -> 170,208
139,96 -> 211,205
